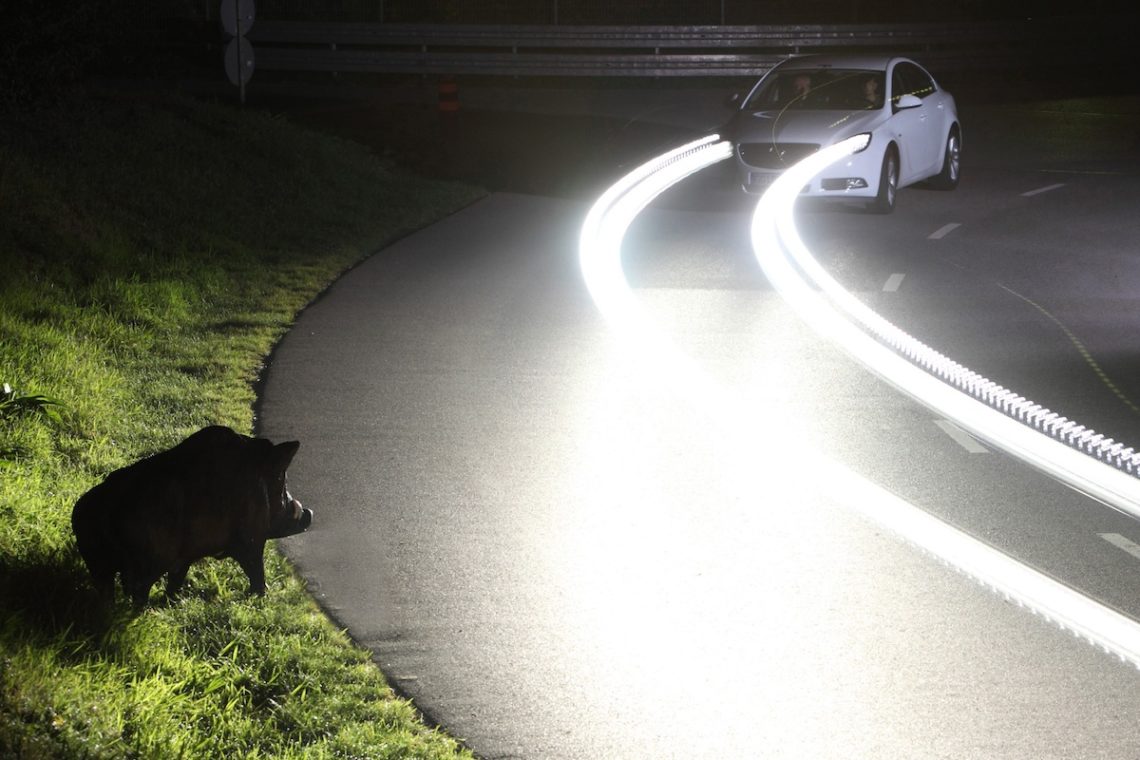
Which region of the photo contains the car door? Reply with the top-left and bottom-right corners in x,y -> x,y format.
890,62 -> 944,181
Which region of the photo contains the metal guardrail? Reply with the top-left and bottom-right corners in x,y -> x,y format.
245,21 -> 1047,78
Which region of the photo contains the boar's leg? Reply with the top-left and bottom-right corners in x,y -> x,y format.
165,563 -> 191,598
233,541 -> 267,596
121,568 -> 159,607
73,522 -> 117,601
79,556 -> 116,601
91,573 -> 116,602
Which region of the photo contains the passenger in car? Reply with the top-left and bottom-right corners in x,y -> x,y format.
862,76 -> 882,108
793,73 -> 812,99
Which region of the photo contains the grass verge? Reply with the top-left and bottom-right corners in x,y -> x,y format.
0,85 -> 483,757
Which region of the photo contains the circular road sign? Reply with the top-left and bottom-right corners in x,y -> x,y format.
223,36 -> 255,86
220,0 -> 255,38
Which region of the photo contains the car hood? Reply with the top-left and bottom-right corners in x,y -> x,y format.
729,109 -> 886,145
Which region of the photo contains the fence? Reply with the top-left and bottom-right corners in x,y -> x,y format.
249,0 -> 1129,25
242,19 -> 1085,79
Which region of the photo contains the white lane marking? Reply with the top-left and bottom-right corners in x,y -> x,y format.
883,273 -> 905,292
1022,182 -> 1066,197
1099,533 -> 1140,561
928,222 -> 961,240
1042,169 -> 1124,176
935,419 -> 989,453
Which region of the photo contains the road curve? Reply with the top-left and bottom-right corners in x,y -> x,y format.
258,94 -> 1140,758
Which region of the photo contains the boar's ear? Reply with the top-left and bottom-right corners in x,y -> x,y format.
271,441 -> 300,473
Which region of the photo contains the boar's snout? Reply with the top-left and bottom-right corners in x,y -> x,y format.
290,495 -> 313,529
269,495 -> 312,538
294,498 -> 313,531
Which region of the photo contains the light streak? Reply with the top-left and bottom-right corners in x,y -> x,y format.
580,135 -> 733,399
580,132 -> 1140,669
752,135 -> 1140,520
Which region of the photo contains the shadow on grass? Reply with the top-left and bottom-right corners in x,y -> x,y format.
0,548 -> 128,647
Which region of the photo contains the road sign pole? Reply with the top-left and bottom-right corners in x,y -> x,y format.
235,0 -> 244,103
221,0 -> 255,103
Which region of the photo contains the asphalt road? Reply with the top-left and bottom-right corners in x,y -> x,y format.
258,89 -> 1140,758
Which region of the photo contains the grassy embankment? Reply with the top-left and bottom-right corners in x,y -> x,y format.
0,87 -> 482,757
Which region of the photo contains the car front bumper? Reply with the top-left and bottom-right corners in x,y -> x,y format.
737,145 -> 881,198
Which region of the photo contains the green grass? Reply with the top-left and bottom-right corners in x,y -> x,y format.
0,85 -> 483,757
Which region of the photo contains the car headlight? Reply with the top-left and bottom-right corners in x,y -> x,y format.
851,132 -> 872,153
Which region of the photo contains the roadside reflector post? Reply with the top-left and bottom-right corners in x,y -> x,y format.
438,75 -> 459,117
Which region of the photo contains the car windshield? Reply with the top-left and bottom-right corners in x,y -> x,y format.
744,68 -> 886,111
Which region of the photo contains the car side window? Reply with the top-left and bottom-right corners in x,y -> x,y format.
897,62 -> 936,100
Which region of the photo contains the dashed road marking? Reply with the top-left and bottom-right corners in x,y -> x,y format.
934,419 -> 989,453
1022,182 -> 1066,197
883,273 -> 905,292
928,222 -> 961,240
1099,533 -> 1140,561
1042,169 -> 1124,176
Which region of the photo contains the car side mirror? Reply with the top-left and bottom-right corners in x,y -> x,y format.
894,94 -> 923,111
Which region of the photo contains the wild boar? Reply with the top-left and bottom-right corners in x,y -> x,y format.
71,425 -> 313,605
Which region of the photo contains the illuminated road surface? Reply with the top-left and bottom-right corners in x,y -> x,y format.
260,102 -> 1140,757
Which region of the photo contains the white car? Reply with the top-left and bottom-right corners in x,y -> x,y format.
726,54 -> 961,212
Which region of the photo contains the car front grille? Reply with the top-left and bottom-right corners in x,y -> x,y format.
738,142 -> 820,170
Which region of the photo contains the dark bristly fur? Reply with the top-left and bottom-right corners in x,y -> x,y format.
72,426 -> 313,605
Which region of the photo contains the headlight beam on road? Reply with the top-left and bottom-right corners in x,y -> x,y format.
580,133 -> 1140,669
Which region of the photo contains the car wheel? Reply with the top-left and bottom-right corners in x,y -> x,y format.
869,147 -> 898,214
929,128 -> 961,190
